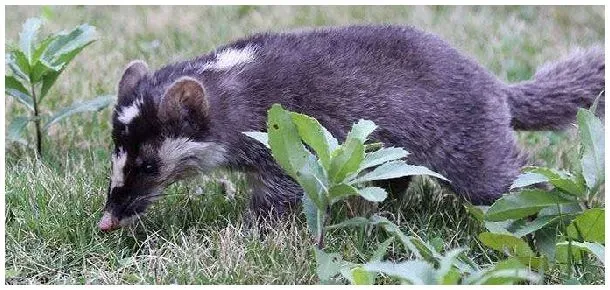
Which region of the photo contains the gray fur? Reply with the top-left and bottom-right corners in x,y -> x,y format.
103,25 -> 605,226
506,46 -> 605,130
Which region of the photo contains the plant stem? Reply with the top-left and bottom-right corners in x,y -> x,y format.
30,83 -> 42,156
316,209 -> 325,249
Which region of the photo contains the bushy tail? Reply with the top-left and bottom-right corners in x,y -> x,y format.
506,47 -> 605,131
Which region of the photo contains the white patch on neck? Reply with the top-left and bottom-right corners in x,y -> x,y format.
111,147 -> 127,188
158,138 -> 226,179
197,45 -> 257,73
117,98 -> 143,124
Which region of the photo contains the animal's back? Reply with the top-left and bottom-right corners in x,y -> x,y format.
214,25 -> 520,203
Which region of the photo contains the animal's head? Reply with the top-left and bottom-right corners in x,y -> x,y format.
98,60 -> 226,231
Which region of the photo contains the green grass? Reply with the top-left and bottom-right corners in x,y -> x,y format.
4,6 -> 605,284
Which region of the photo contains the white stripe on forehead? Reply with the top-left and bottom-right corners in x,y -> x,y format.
197,45 -> 257,73
117,97 -> 143,124
111,147 -> 127,188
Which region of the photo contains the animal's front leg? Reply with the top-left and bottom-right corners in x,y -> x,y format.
245,168 -> 303,225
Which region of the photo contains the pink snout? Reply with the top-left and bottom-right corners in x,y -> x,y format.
98,211 -> 119,232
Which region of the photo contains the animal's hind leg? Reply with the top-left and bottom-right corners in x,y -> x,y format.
439,139 -> 525,205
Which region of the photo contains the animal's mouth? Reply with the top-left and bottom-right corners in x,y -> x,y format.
98,190 -> 161,232
98,211 -> 140,232
98,211 -> 120,232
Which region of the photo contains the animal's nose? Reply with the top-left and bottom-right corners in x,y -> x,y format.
98,211 -> 119,232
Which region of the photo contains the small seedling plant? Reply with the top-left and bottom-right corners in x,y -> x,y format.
245,104 -> 540,284
5,17 -> 114,155
468,104 -> 605,284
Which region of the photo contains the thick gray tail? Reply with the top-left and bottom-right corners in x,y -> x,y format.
506,47 -> 605,131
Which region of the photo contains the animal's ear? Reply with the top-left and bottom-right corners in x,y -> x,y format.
118,60 -> 148,101
158,76 -> 209,124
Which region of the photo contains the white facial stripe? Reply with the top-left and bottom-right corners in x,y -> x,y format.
158,138 -> 227,178
111,147 -> 127,188
197,45 -> 257,73
117,98 -> 143,124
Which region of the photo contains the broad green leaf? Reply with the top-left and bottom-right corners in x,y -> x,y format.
6,116 -> 31,145
326,216 -> 370,230
328,183 -> 358,203
5,75 -> 29,97
556,241 -> 604,265
479,269 -> 541,285
33,34 -> 57,61
510,215 -> 559,237
39,69 -> 61,100
346,119 -> 377,142
29,59 -> 52,84
19,18 -> 43,64
410,235 -> 440,262
302,194 -> 320,238
357,186 -> 387,202
291,112 -> 335,168
352,161 -> 448,184
549,178 -> 586,196
346,266 -> 375,285
328,138 -> 364,183
5,76 -> 34,111
478,232 -> 535,257
453,253 -> 479,274
370,215 -> 433,261
523,167 -> 585,196
363,261 -> 437,285
517,256 -> 549,272
7,51 -> 31,82
484,220 -> 513,235
314,248 -> 343,283
492,257 -> 526,271
510,172 -> 548,190
441,268 -> 461,285
469,258 -> 541,285
437,248 -> 467,285
523,166 -> 564,179
6,89 -> 34,112
38,42 -> 96,102
242,131 -> 269,148
538,202 -> 582,216
297,154 -> 329,209
564,278 -> 581,285
566,208 -> 604,243
589,91 -> 603,115
464,204 -> 487,223
369,237 -> 394,262
41,24 -> 98,70
43,95 -> 114,130
267,104 -> 309,180
430,237 -> 444,253
359,147 -> 408,172
534,226 -> 558,263
485,189 -> 574,222
577,108 -> 604,190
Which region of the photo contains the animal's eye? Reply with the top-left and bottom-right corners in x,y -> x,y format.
142,163 -> 156,174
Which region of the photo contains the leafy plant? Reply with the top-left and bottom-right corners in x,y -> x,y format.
5,17 -> 114,155
321,214 -> 541,284
244,104 -> 539,284
244,104 -> 447,248
469,106 -> 605,283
